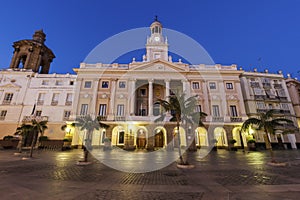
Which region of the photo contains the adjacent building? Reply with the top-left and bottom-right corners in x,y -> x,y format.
240,70 -> 298,149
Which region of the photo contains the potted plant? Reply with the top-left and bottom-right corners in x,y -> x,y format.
247,139 -> 256,151
62,138 -> 72,150
229,139 -> 237,151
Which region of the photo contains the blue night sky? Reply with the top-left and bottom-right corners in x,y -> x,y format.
0,0 -> 299,78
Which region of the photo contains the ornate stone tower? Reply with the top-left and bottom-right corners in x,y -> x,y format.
146,17 -> 169,61
9,30 -> 55,74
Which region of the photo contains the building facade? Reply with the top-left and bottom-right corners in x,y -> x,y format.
240,70 -> 298,149
0,20 -> 299,150
286,76 -> 300,132
71,20 -> 249,150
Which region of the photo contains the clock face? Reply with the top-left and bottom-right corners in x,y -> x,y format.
154,36 -> 160,42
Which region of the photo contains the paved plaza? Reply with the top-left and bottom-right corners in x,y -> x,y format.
0,148 -> 300,200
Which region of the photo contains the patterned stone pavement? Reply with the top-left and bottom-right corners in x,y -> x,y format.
0,148 -> 300,199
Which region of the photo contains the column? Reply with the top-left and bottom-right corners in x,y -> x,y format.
108,79 -> 117,119
182,79 -> 191,97
90,79 -> 99,118
148,79 -> 153,116
129,79 -> 136,115
72,78 -> 83,117
165,79 -> 170,99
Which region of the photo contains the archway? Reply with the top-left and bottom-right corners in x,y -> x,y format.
136,128 -> 147,149
112,126 -> 125,146
214,127 -> 228,147
195,127 -> 208,147
232,127 -> 242,147
153,127 -> 167,148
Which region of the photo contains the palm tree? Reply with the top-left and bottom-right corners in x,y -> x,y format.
156,93 -> 207,165
30,119 -> 48,157
75,115 -> 108,162
241,109 -> 293,162
14,123 -> 33,153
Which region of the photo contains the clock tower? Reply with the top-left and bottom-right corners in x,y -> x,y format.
146,17 -> 169,61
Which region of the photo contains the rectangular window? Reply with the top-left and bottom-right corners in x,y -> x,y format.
209,82 -> 216,89
253,88 -> 264,95
3,93 -> 13,104
226,83 -> 233,89
37,93 -> 45,105
195,105 -> 202,113
99,104 -> 107,116
256,102 -> 265,109
80,104 -> 88,115
55,80 -> 63,86
35,110 -> 42,117
117,104 -> 125,116
65,93 -> 73,105
42,80 -> 49,85
69,81 -> 74,85
63,110 -> 71,119
101,81 -> 109,88
230,105 -> 238,117
0,110 -> 7,120
281,103 -> 289,110
212,105 -> 220,117
84,81 -> 92,88
277,89 -> 286,97
119,81 -> 126,88
51,93 -> 59,105
192,82 -> 200,89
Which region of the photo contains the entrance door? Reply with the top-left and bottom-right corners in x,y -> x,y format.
155,131 -> 164,147
137,130 -> 146,149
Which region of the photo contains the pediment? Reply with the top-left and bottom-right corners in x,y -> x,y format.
0,82 -> 21,89
130,59 -> 187,72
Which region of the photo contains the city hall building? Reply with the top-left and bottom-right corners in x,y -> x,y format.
0,20 -> 299,150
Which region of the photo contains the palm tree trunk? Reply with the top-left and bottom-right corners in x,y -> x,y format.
264,128 -> 275,162
176,118 -> 184,164
83,131 -> 91,162
29,130 -> 38,158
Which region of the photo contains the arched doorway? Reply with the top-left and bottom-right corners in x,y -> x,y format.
112,126 -> 125,146
195,127 -> 208,147
214,127 -> 228,147
136,128 -> 147,149
232,127 -> 242,147
154,128 -> 164,147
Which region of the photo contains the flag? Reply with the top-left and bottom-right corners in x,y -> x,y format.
31,103 -> 36,116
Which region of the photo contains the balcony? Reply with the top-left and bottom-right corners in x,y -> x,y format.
115,116 -> 126,121
273,109 -> 291,115
262,82 -> 271,88
254,95 -> 266,100
257,109 -> 267,113
51,101 -> 58,106
2,100 -> 12,105
212,117 -> 224,122
230,117 -> 243,122
65,101 -> 72,106
22,116 -> 48,123
0,116 -> 5,120
37,100 -> 44,105
97,116 -> 107,121
250,82 -> 260,88
273,84 -> 283,89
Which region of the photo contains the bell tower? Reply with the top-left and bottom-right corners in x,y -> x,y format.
9,30 -> 55,74
146,17 -> 168,61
